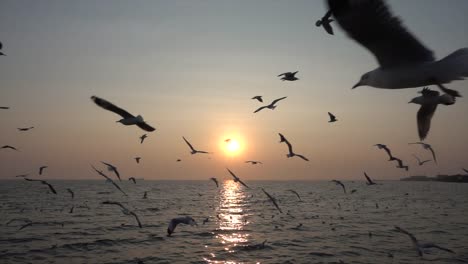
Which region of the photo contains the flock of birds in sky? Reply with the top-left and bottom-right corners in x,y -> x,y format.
1,0 -> 468,260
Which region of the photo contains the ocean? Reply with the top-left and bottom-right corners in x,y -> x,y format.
1,180 -> 467,264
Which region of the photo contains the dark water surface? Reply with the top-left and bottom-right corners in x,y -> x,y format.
1,180 -> 468,264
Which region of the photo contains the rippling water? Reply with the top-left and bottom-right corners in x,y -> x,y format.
1,180 -> 468,264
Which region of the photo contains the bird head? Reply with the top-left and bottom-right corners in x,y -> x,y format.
353,72 -> 372,89
408,96 -> 424,104
315,20 -> 322,27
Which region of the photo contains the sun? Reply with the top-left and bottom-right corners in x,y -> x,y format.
226,139 -> 240,153
222,138 -> 243,156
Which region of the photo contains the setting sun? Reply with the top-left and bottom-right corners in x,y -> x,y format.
226,139 -> 240,153
221,137 -> 243,157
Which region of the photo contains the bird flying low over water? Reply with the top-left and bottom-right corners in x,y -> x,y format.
328,112 -> 337,123
253,97 -> 287,113
409,88 -> 455,140
412,154 -> 431,166
374,144 -> 395,161
227,168 -> 250,188
278,133 -> 309,161
128,177 -> 137,184
139,134 -> 148,144
1,145 -> 19,151
66,188 -> 74,199
101,161 -> 121,181
393,158 -> 409,171
332,180 -> 346,194
91,96 -> 156,132
364,172 -> 377,185
210,177 -> 219,188
394,226 -> 455,257
261,188 -> 282,213
39,166 -> 48,175
245,160 -> 262,165
24,178 -> 57,195
102,201 -> 142,228
328,0 -> 468,97
17,127 -> 34,131
167,216 -> 197,237
90,165 -> 127,196
287,189 -> 302,201
316,10 -> 334,35
278,71 -> 299,81
252,96 -> 263,103
408,142 -> 437,164
182,137 -> 210,154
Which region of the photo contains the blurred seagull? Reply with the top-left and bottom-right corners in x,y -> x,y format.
91,96 -> 156,132
0,106 -> 9,109
90,165 -> 127,196
167,216 -> 197,237
143,191 -> 148,199
0,41 -> 5,56
24,178 -> 57,195
394,158 -> 409,171
394,226 -> 455,257
140,134 -> 148,144
328,0 -> 468,97
225,139 -> 231,143
412,154 -> 431,166
101,161 -> 121,181
128,177 -> 136,184
262,188 -> 282,213
332,180 -> 346,194
182,137 -> 210,154
374,144 -> 395,161
252,96 -> 263,103
210,177 -> 219,188
102,201 -> 142,228
409,88 -> 455,140
408,142 -> 437,164
254,97 -> 287,113
278,71 -> 299,81
278,133 -> 309,161
1,145 -> 18,151
245,160 -> 262,165
39,166 -> 48,175
15,174 -> 29,178
227,168 -> 250,188
364,172 -> 377,185
17,127 -> 34,131
287,189 -> 302,201
18,222 -> 33,231
135,157 -> 141,164
316,10 -> 334,35
66,188 -> 74,199
328,112 -> 338,123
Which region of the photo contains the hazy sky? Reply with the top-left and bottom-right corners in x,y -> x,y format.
1,0 -> 468,180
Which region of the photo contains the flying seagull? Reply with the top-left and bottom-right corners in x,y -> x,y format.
278,71 -> 299,81
101,161 -> 121,181
17,127 -> 34,131
24,178 -> 57,195
252,96 -> 263,103
245,160 -> 262,165
66,188 -> 74,199
227,168 -> 250,188
18,222 -> 34,231
262,188 -> 282,213
91,96 -> 156,132
412,154 -> 431,166
135,157 -> 141,164
182,137 -> 210,154
39,166 -> 48,175
254,97 -> 287,113
15,174 -> 29,178
224,139 -> 231,143
90,165 -> 127,196
210,177 -> 219,188
0,41 -> 5,56
316,10 -> 334,35
1,145 -> 18,151
287,189 -> 302,201
364,172 -> 376,185
328,112 -> 338,123
140,134 -> 148,144
102,201 -> 142,228
328,0 -> 467,97
374,144 -> 395,161
409,142 -> 437,164
278,133 -> 309,161
167,216 -> 197,237
128,177 -> 136,184
393,158 -> 409,171
332,180 -> 346,194
0,106 -> 9,109
409,88 -> 455,140
394,226 -> 455,257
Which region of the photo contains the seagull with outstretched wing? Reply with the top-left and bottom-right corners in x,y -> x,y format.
24,178 -> 57,195
210,177 -> 219,188
316,10 -> 334,35
102,201 -> 142,228
227,168 -> 250,188
277,71 -> 299,81
332,180 -> 346,194
278,133 -> 309,161
182,137 -> 210,154
254,97 -> 287,113
262,188 -> 282,213
409,142 -> 437,164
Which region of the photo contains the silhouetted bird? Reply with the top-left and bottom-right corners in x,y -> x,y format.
167,216 -> 197,237
102,201 -> 142,228
287,189 -> 302,201
24,178 -> 57,195
128,177 -> 136,184
101,161 -> 121,181
210,177 -> 219,188
140,134 -> 148,144
374,144 -> 395,161
182,137 -> 210,154
227,168 -> 250,188
0,106 -> 9,109
39,166 -> 48,175
328,112 -> 337,122
394,226 -> 455,257
316,10 -> 334,35
409,142 -> 437,164
278,133 -> 309,161
245,160 -> 262,165
0,41 -> 5,56
332,180 -> 346,194
66,188 -> 74,199
252,96 -> 263,102
412,154 -> 431,166
278,71 -> 299,81
90,165 -> 127,196
364,172 -> 376,185
17,127 -> 34,131
394,158 -> 409,171
135,157 -> 141,164
1,145 -> 18,151
262,188 -> 282,213
254,97 -> 287,113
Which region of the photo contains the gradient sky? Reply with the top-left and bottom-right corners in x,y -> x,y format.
1,0 -> 468,180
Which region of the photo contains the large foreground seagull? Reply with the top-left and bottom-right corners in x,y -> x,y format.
328,0 -> 468,97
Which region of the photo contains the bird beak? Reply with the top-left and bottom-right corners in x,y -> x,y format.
352,81 -> 361,89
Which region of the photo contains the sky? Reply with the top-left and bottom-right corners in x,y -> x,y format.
1,0 -> 468,180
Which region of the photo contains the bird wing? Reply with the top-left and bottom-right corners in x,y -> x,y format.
328,112 -> 336,120
253,106 -> 268,113
44,181 -> 57,194
323,9 -> 333,20
262,189 -> 282,213
91,96 -> 134,118
327,0 -> 434,68
277,73 -> 286,77
412,154 -> 421,164
167,218 -> 179,235
278,133 -> 287,143
270,96 -> 287,106
195,150 -> 210,154
364,172 -> 373,184
287,189 -> 302,201
463,168 -> 468,174
136,122 -> 156,132
427,146 -> 437,164
210,178 -> 219,188
130,212 -> 143,228
183,137 -> 196,152
101,162 -> 121,181
394,226 -> 421,255
323,22 -> 334,35
417,104 -> 438,141
421,243 -> 454,253
295,154 -> 309,161
237,179 -> 250,188
420,160 -> 431,165
91,165 -> 127,196
129,177 -> 136,184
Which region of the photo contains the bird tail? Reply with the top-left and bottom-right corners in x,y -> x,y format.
436,48 -> 468,83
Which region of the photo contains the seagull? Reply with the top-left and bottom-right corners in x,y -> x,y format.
394,226 -> 455,257
135,157 -> 141,164
252,96 -> 263,103
328,112 -> 338,123
39,166 -> 48,175
210,177 -> 219,188
287,189 -> 302,201
332,180 -> 346,194
0,41 -> 5,56
17,127 -> 34,131
182,137 -> 210,154
409,88 -> 456,140
24,178 -> 57,194
140,134 -> 148,144
18,222 -> 33,231
176,159 -> 181,162
328,0 -> 467,97
143,191 -> 148,199
253,97 -> 287,113
394,158 -> 409,171
167,216 -> 197,237
278,133 -> 309,161
245,160 -> 262,165
101,161 -> 121,181
102,201 -> 142,228
262,188 -> 282,213
374,144 -> 395,161
0,106 -> 9,109
202,217 -> 209,225
364,172 -> 377,185
316,10 -> 334,35
412,154 -> 431,166
128,177 -> 136,184
227,168 -> 250,188
278,71 -> 299,81
90,165 -> 127,196
91,96 -> 156,132
1,145 -> 19,151
66,188 -> 74,199
15,174 -> 29,178
409,142 -> 437,164
225,139 -> 231,143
